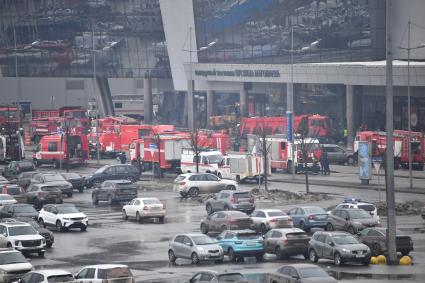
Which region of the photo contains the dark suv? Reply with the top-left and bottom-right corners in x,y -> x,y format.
85,165 -> 140,188
92,180 -> 138,205
2,161 -> 34,179
25,183 -> 63,209
205,190 -> 255,215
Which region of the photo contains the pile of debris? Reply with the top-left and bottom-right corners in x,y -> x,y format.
252,188 -> 333,204
375,201 -> 424,216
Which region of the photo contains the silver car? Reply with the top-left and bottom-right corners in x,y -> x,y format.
250,209 -> 293,234
327,208 -> 380,234
264,228 -> 310,259
168,233 -> 224,264
173,173 -> 237,198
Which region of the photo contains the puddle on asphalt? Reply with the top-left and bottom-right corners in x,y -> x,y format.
328,271 -> 416,280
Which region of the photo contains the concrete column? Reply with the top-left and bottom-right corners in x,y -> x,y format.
143,76 -> 153,124
287,83 -> 294,112
187,80 -> 194,130
206,90 -> 214,127
240,88 -> 248,117
346,85 -> 354,149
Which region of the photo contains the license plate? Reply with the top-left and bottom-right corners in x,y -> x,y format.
246,242 -> 256,246
356,254 -> 365,258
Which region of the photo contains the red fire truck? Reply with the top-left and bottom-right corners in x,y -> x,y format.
354,130 -> 424,170
87,131 -> 122,158
33,134 -> 89,168
0,106 -> 24,162
119,124 -> 175,151
0,106 -> 21,130
96,116 -> 139,132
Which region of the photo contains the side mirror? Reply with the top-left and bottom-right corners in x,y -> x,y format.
329,242 -> 335,247
291,275 -> 299,279
185,242 -> 192,247
53,211 -> 58,215
216,236 -> 222,240
345,217 -> 350,221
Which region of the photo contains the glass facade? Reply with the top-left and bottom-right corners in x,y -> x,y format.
193,0 -> 385,64
0,0 -> 169,78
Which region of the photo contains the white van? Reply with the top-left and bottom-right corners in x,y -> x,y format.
180,149 -> 224,175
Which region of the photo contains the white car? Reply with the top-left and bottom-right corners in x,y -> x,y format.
38,204 -> 88,232
0,194 -> 17,207
122,197 -> 166,224
250,209 -> 293,234
173,173 -> 238,197
0,222 -> 46,257
16,269 -> 74,283
74,264 -> 134,283
0,248 -> 32,283
332,199 -> 379,221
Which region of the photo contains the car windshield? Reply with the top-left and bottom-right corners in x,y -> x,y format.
298,267 -> 329,278
192,235 -> 217,245
44,175 -> 65,182
333,235 -> 359,245
174,175 -> 186,182
207,154 -> 223,164
304,207 -> 326,214
6,186 -> 24,195
237,233 -> 259,240
234,192 -> 250,199
47,275 -> 75,282
348,210 -> 371,219
57,206 -> 80,214
16,205 -> 37,213
143,199 -> 161,205
62,173 -> 80,179
218,274 -> 245,282
229,211 -> 247,217
116,184 -> 137,189
358,204 -> 375,211
42,186 -> 61,192
27,220 -> 40,228
18,161 -> 33,168
0,195 -> 14,201
8,225 -> 37,236
94,167 -> 106,174
267,211 -> 286,217
0,251 -> 26,265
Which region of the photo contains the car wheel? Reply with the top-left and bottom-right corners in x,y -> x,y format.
300,221 -> 308,231
217,172 -> 222,179
159,216 -> 165,224
80,226 -> 87,232
326,223 -> 334,231
401,250 -> 410,256
168,249 -> 176,263
92,195 -> 99,205
206,204 -> 213,215
347,226 -> 356,234
224,205 -> 230,211
46,243 -> 53,248
191,252 -> 200,264
260,223 -> 268,235
372,243 -> 381,256
39,218 -> 46,228
38,251 -> 45,257
228,248 -> 237,262
256,254 -> 264,262
7,242 -> 12,248
122,210 -> 128,221
334,252 -> 343,266
200,223 -> 208,234
309,249 -> 318,263
67,192 -> 73,198
226,185 -> 236,190
56,220 -> 63,232
188,187 -> 199,197
78,187 -> 84,193
274,246 -> 282,259
136,212 -> 142,224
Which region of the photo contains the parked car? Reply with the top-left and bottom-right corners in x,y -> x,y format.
0,204 -> 38,220
0,221 -> 46,256
38,204 -> 88,232
357,227 -> 413,256
0,248 -> 32,283
188,271 -> 246,283
321,144 -> 354,165
327,208 -> 379,234
268,264 -> 338,283
15,217 -> 54,248
174,173 -> 237,198
308,231 -> 371,266
24,184 -> 63,209
60,172 -> 85,193
205,190 -> 255,215
0,176 -> 10,186
92,180 -> 138,205
31,173 -> 73,197
287,206 -> 329,232
74,264 -> 134,283
84,164 -> 140,188
1,185 -> 26,203
333,198 -> 379,221
17,269 -> 74,283
122,197 -> 165,223
251,209 -> 293,234
216,229 -> 264,262
15,172 -> 39,190
168,233 -> 224,264
264,228 -> 310,259
2,161 -> 34,180
200,211 -> 253,234
0,194 -> 17,207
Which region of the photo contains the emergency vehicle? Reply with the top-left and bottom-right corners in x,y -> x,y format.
220,152 -> 268,182
0,106 -> 25,162
33,134 -> 89,168
0,106 -> 21,130
129,138 -> 144,166
87,131 -> 121,158
120,124 -> 175,151
96,116 -> 139,132
180,149 -> 224,175
247,134 -> 321,174
354,130 -> 424,170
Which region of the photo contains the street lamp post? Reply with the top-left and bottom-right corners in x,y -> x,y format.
399,21 -> 425,190
92,25 -> 101,165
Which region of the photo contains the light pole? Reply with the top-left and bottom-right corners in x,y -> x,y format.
91,25 -> 101,165
398,20 -> 425,190
182,27 -> 216,131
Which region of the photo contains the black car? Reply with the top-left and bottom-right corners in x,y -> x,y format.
0,204 -> 38,220
15,217 -> 54,248
16,171 -> 40,190
92,180 -> 138,205
357,227 -> 413,256
31,173 -> 73,197
2,160 -> 35,179
85,165 -> 140,188
61,173 -> 85,193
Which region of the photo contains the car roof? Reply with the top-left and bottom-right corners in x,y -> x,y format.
0,221 -> 31,227
224,229 -> 257,234
104,180 -> 132,184
271,228 -> 305,233
82,264 -> 129,269
279,263 -> 323,269
195,270 -> 243,276
317,231 -> 350,236
0,248 -> 21,253
134,197 -> 159,201
176,233 -> 209,237
255,209 -> 283,213
31,269 -> 73,276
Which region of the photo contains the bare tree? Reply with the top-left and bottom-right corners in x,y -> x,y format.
189,129 -> 202,173
151,129 -> 162,179
254,122 -> 271,192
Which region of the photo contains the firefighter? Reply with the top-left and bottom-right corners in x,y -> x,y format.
323,152 -> 331,175
119,152 -> 127,164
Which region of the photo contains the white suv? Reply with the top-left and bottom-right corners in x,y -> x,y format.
333,199 -> 379,221
0,248 -> 32,283
38,204 -> 88,232
122,197 -> 166,223
18,269 -> 74,283
75,264 -> 134,283
173,173 -> 237,197
0,222 -> 46,257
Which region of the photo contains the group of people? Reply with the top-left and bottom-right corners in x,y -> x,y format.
319,151 -> 331,175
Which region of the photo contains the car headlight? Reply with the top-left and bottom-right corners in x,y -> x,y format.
62,218 -> 70,221
353,222 -> 363,226
341,248 -> 350,253
197,247 -> 207,254
14,240 -> 21,246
